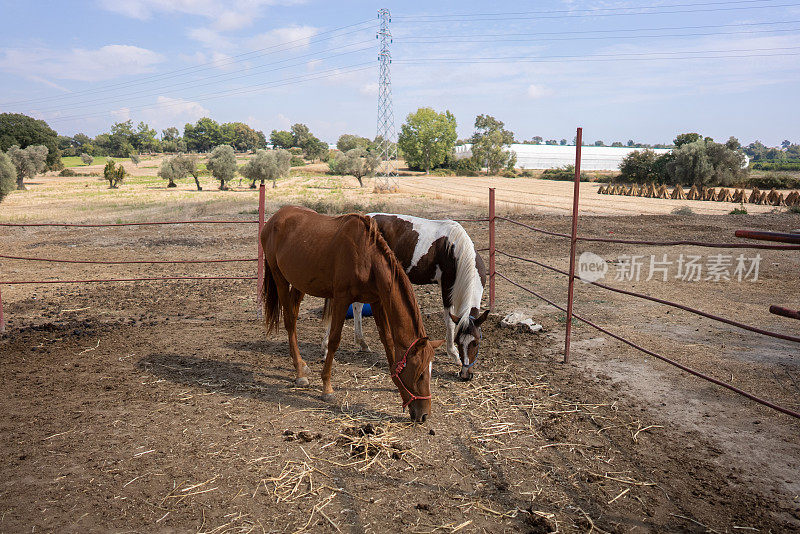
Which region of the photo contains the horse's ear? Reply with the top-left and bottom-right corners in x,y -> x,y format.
474,309 -> 490,326
449,312 -> 461,324
428,339 -> 446,350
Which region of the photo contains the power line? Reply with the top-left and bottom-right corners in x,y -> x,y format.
25,44 -> 374,116
395,27 -> 800,44
44,63 -> 374,124
394,1 -> 800,22
395,50 -> 800,65
0,19 -> 375,107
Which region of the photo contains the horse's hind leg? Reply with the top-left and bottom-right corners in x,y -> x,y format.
321,298 -> 349,402
279,281 -> 308,385
352,302 -> 371,352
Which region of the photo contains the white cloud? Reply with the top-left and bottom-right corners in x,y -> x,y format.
99,0 -> 307,31
142,96 -> 209,129
0,45 -> 164,82
274,113 -> 291,129
527,84 -> 553,99
248,25 -> 318,50
359,82 -> 378,96
110,107 -> 131,121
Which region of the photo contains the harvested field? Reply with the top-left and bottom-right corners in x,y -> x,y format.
1,172 -> 799,532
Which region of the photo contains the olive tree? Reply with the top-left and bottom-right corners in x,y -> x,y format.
159,154 -> 202,190
206,145 -> 237,190
130,153 -> 141,166
7,144 -> 48,189
0,151 -> 17,203
80,153 -> 94,165
240,149 -> 291,188
342,148 -> 379,187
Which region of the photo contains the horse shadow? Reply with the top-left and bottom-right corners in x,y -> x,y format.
135,343 -> 411,422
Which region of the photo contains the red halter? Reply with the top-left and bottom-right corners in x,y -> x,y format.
391,337 -> 431,409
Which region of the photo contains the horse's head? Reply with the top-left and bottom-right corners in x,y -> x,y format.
451,310 -> 489,381
395,338 -> 444,423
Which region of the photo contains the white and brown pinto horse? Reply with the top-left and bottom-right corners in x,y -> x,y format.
260,206 -> 444,422
353,213 -> 488,381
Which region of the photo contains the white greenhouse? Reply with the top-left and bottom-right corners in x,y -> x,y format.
455,144 -> 672,171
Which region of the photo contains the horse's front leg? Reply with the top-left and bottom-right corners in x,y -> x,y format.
352,302 -> 371,352
321,299 -> 350,402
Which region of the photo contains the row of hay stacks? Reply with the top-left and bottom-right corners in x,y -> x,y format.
597,183 -> 800,206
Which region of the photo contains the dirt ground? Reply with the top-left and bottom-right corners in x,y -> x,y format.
1,173 -> 799,533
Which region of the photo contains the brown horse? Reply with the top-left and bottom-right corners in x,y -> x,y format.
260,206 -> 443,422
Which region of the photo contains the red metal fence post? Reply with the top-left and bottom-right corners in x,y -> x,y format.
489,188 -> 496,311
564,127 -> 583,364
257,183 -> 266,316
0,285 -> 5,334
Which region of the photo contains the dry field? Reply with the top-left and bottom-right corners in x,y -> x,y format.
1,171 -> 799,532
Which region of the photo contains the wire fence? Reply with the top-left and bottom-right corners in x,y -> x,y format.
480,129 -> 800,421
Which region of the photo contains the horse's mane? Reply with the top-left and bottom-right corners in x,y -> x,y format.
351,213 -> 426,335
443,221 -> 485,332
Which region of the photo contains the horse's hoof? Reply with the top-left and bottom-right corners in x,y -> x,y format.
295,377 -> 309,387
322,393 -> 335,403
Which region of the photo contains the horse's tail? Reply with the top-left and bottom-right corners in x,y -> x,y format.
262,259 -> 281,335
322,298 -> 332,332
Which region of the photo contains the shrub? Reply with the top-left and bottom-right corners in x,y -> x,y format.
449,157 -> 481,176
59,168 -> 77,177
752,160 -> 800,172
0,151 -> 16,203
430,168 -> 455,177
80,153 -> 93,165
789,205 -> 800,214
541,165 -> 591,182
729,205 -> 748,215
290,156 -> 305,167
206,145 -> 237,189
327,155 -> 347,175
130,153 -> 141,166
671,206 -> 695,216
742,172 -> 800,190
519,169 -> 537,178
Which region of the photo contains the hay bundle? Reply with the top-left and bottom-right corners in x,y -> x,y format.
655,184 -> 669,199
786,191 -> 799,206
716,188 -> 733,202
756,191 -> 768,205
771,192 -> 785,206
623,185 -> 634,196
748,187 -> 761,203
631,184 -> 641,196
686,185 -> 701,200
703,187 -> 717,201
671,184 -> 686,200
767,189 -> 781,205
597,184 -> 607,194
732,189 -> 745,203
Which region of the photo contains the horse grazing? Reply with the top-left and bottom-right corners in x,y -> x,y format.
260,206 -> 444,422
352,213 -> 488,381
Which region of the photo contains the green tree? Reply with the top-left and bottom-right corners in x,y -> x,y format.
397,107 -> 458,173
0,151 -> 17,203
290,123 -> 311,147
337,134 -> 371,152
130,153 -> 141,166
133,121 -> 159,153
160,153 -> 201,190
470,114 -> 515,175
80,153 -> 94,165
162,127 -> 180,141
108,120 -> 136,157
619,149 -> 660,183
270,130 -> 294,149
206,145 -> 237,189
0,113 -> 61,169
103,160 -> 125,188
302,135 -> 328,162
611,141 -> 624,147
674,132 -> 701,147
7,144 -> 48,189
240,149 -> 292,188
184,118 -> 222,152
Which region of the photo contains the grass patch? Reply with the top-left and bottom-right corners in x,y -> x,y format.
729,205 -> 748,215
671,206 -> 695,216
61,156 -> 124,168
290,197 -> 388,215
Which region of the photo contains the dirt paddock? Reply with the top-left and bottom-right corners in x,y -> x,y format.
1,176 -> 799,533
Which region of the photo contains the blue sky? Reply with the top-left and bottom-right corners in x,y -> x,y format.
1,0 -> 798,146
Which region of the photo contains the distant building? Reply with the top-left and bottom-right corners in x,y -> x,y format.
455,144 -> 672,171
